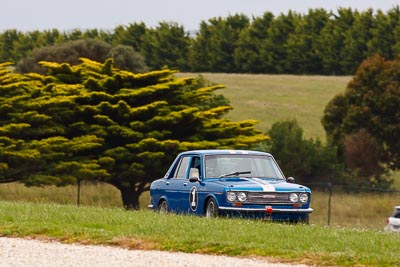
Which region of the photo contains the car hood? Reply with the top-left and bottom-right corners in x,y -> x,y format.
210,177 -> 309,192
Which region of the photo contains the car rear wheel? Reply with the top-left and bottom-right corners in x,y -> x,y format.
205,198 -> 218,218
158,200 -> 169,214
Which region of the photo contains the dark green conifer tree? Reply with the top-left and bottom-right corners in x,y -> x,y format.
0,59 -> 267,209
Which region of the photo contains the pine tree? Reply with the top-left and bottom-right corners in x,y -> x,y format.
0,59 -> 267,209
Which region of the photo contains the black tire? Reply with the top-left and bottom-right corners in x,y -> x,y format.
205,198 -> 218,218
300,214 -> 310,224
292,214 -> 309,224
158,200 -> 169,214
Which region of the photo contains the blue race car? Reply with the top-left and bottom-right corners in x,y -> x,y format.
148,150 -> 313,223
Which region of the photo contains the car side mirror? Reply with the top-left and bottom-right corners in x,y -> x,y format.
189,168 -> 200,182
189,176 -> 200,182
286,177 -> 295,183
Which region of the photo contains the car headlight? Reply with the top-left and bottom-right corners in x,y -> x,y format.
227,191 -> 236,202
299,193 -> 309,203
237,192 -> 247,202
289,193 -> 299,202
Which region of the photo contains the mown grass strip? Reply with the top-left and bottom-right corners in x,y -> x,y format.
0,201 -> 399,266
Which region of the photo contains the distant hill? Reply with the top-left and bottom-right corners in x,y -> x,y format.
178,73 -> 351,140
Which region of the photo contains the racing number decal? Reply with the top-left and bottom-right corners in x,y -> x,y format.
189,186 -> 198,211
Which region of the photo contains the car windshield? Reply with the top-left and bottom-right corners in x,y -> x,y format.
392,209 -> 400,218
204,154 -> 285,179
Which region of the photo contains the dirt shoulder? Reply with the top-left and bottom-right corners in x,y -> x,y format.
0,237 -> 309,267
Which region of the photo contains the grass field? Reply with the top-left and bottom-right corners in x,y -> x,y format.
1,201 -> 399,267
180,73 -> 351,139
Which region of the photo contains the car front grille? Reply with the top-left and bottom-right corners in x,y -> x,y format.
245,192 -> 293,204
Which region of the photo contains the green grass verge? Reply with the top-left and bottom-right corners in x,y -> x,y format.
0,201 -> 398,267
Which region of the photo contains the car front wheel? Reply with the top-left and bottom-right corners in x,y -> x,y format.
301,214 -> 310,224
158,200 -> 169,214
292,214 -> 309,224
205,198 -> 218,218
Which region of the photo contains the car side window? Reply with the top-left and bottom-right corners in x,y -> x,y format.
189,156 -> 201,177
173,156 -> 190,178
394,210 -> 400,219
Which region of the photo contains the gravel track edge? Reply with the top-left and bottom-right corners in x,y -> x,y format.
0,237 -> 310,267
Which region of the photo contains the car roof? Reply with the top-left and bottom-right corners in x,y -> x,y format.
395,206 -> 400,210
178,149 -> 272,157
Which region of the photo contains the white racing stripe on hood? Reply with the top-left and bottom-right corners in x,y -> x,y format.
244,178 -> 275,192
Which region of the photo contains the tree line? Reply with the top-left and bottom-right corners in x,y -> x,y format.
1,7 -> 400,75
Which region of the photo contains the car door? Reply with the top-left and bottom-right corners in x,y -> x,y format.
163,155 -> 190,213
186,156 -> 202,214
166,155 -> 203,214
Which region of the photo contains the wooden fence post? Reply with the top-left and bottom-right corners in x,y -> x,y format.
77,179 -> 81,207
327,182 -> 332,226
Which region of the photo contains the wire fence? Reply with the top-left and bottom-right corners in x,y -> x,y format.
302,181 -> 400,226
1,180 -> 399,228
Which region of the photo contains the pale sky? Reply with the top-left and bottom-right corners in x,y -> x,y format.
2,0 -> 399,32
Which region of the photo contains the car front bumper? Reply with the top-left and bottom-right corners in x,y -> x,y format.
218,206 -> 314,213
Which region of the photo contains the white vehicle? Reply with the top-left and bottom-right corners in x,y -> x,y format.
384,206 -> 400,232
